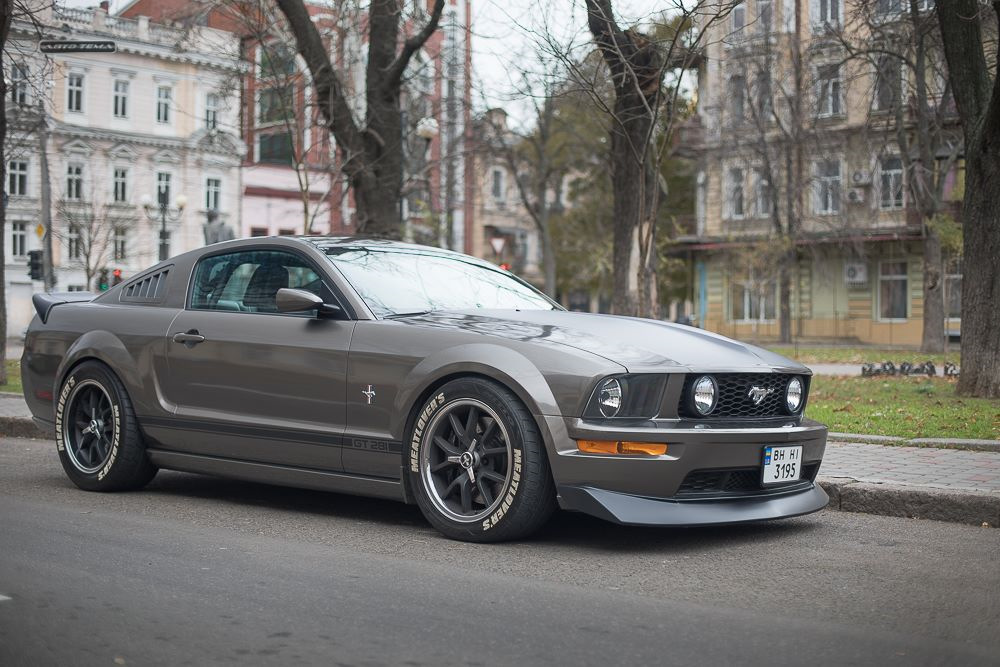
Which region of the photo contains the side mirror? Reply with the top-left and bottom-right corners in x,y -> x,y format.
275,288 -> 343,318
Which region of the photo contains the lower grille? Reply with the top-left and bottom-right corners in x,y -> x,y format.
675,462 -> 819,499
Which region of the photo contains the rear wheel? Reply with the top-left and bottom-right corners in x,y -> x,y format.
407,378 -> 556,542
55,361 -> 157,492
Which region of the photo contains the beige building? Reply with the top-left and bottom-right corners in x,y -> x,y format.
684,0 -> 962,346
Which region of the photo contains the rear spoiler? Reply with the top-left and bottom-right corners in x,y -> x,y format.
32,292 -> 97,324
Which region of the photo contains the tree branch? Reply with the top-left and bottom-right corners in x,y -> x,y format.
384,0 -> 446,90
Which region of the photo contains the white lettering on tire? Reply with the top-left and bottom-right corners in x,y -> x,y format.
410,392 -> 445,473
54,375 -> 76,452
482,448 -> 522,531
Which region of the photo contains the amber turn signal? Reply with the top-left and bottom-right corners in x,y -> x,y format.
576,440 -> 668,456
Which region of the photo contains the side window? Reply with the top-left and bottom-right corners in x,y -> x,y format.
190,249 -> 329,313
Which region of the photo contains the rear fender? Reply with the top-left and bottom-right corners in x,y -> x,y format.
54,330 -> 142,404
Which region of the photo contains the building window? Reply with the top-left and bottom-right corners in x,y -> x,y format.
258,43 -> 297,78
878,261 -> 908,320
816,65 -> 841,116
10,63 -> 29,107
731,271 -> 777,322
491,168 -> 505,203
156,86 -> 172,124
814,159 -> 841,214
8,160 -> 28,196
731,2 -> 746,42
727,167 -> 745,219
67,73 -> 84,113
945,259 -> 961,320
753,70 -> 772,119
756,0 -> 772,34
874,56 -> 901,112
113,167 -> 128,203
879,157 -> 904,209
205,177 -> 221,211
257,85 -> 294,125
66,163 -> 84,200
68,224 -> 82,260
113,79 -> 129,118
113,227 -> 127,260
257,132 -> 295,165
728,75 -> 746,124
875,0 -> 902,16
11,221 -> 26,258
754,168 -> 772,218
816,0 -> 840,26
250,227 -> 268,237
205,93 -> 220,130
156,172 -> 171,205
278,228 -> 296,236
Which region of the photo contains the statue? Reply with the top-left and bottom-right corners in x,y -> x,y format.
203,209 -> 235,245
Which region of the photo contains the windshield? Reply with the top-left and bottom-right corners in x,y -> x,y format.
324,247 -> 558,317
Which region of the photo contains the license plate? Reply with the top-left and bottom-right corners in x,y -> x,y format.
762,446 -> 802,485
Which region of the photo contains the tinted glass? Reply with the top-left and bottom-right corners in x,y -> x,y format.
191,249 -> 326,313
324,247 -> 556,317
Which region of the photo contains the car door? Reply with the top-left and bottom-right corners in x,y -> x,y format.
162,247 -> 355,471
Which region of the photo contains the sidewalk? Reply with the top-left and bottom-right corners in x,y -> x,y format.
1,393 -> 996,526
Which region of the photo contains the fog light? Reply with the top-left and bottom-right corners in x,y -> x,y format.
576,440 -> 668,456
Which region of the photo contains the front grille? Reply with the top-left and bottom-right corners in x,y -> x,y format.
675,463 -> 819,499
679,373 -> 808,418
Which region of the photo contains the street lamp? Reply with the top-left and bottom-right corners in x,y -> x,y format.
140,191 -> 187,261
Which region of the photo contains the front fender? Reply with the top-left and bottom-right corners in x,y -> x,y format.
391,343 -> 561,442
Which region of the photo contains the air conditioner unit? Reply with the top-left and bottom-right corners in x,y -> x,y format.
848,188 -> 865,204
851,170 -> 871,186
844,262 -> 868,286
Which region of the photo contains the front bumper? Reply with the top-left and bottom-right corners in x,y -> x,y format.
542,416 -> 829,526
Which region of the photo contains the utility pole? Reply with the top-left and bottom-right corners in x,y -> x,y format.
37,101 -> 54,291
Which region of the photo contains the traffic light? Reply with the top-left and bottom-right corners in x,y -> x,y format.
98,268 -> 109,291
27,250 -> 43,281
112,268 -> 123,286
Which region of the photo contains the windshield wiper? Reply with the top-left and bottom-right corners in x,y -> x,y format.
384,310 -> 433,319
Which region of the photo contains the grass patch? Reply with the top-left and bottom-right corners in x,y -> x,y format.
806,375 -> 1000,440
0,360 -> 22,395
768,345 -> 959,366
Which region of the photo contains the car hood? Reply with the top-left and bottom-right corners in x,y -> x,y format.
397,310 -> 809,374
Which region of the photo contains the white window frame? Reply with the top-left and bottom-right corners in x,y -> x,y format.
874,55 -> 904,112
205,177 -> 222,211
156,85 -> 172,124
879,157 -> 904,210
756,0 -> 772,35
877,260 -> 909,321
205,92 -> 220,130
813,0 -> 842,29
816,64 -> 842,117
10,63 -> 29,107
67,224 -> 82,260
156,171 -> 172,206
727,166 -> 746,220
113,226 -> 127,261
113,79 -> 129,119
814,158 -> 841,215
112,166 -> 129,203
66,163 -> 84,201
67,72 -> 85,113
491,168 -> 505,204
8,159 -> 28,197
11,221 -> 27,258
730,2 -> 746,44
754,167 -> 772,218
730,270 -> 777,323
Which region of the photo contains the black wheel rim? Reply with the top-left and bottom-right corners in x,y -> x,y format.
63,380 -> 115,474
420,399 -> 513,523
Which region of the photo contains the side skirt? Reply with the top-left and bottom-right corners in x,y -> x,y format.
146,449 -> 406,502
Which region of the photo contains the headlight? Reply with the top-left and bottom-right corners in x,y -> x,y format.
597,378 -> 623,417
786,376 -> 804,413
692,375 -> 717,415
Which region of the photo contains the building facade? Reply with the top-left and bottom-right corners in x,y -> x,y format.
5,3 -> 244,335
686,0 -> 962,346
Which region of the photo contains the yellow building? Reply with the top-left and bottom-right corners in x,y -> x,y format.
683,0 -> 962,346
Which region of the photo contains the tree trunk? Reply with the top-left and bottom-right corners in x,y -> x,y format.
955,152 -> 1000,396
920,223 -> 945,353
539,212 -> 556,298
779,264 -> 792,343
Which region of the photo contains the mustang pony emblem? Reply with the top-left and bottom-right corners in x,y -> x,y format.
747,385 -> 774,405
363,385 -> 376,405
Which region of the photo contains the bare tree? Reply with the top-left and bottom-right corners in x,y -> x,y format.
831,0 -> 962,354
935,0 -> 1000,397
274,0 -> 445,238
55,189 -> 135,292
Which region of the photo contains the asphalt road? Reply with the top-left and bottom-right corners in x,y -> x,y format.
1,437 -> 998,667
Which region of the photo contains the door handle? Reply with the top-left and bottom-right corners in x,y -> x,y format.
172,329 -> 206,347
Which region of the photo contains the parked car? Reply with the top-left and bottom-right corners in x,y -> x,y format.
21,237 -> 828,541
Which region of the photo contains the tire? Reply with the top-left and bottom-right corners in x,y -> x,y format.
55,360 -> 158,492
407,377 -> 556,542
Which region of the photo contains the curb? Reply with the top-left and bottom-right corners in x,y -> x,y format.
0,417 -> 51,440
828,432 -> 1000,453
819,478 -> 998,527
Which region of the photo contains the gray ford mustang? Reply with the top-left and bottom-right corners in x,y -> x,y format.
21,237 -> 828,541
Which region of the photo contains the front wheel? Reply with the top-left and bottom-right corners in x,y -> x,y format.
55,361 -> 158,492
407,378 -> 556,542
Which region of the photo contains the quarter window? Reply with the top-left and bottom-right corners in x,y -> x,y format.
190,250 -> 329,314
878,261 -> 908,320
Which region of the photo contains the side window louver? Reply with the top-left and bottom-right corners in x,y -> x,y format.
120,268 -> 170,304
